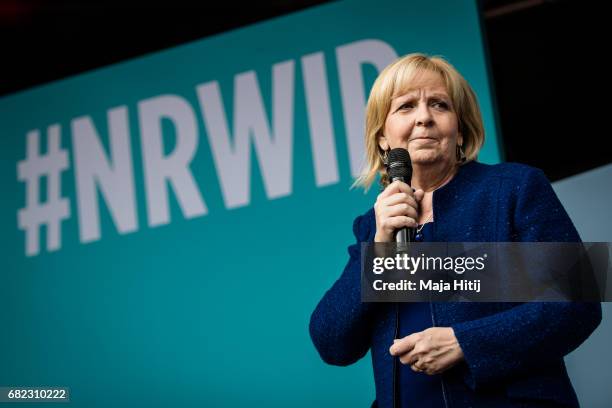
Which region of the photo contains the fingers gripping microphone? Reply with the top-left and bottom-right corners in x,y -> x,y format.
387,148 -> 414,243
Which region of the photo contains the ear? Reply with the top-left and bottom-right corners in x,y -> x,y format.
378,133 -> 389,151
457,132 -> 464,147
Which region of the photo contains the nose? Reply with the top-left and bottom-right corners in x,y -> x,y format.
415,102 -> 434,127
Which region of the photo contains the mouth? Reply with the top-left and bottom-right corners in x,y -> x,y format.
410,136 -> 438,142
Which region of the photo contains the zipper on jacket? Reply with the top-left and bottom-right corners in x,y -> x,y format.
427,206 -> 449,408
393,302 -> 399,408
429,301 -> 450,408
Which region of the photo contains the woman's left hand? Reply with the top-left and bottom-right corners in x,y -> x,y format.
389,327 -> 464,375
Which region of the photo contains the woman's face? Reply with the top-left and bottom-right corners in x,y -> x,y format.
379,71 -> 462,167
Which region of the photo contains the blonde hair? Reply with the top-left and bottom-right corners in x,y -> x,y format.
353,53 -> 485,190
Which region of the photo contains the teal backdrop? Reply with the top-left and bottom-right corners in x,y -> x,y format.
0,0 -> 501,406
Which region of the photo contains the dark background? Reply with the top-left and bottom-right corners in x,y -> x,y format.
1,0 -> 607,181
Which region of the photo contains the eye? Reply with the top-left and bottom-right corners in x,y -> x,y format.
398,102 -> 414,110
431,100 -> 449,110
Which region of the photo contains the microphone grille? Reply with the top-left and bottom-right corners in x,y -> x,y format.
387,148 -> 412,181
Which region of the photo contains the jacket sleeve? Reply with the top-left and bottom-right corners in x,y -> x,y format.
450,167 -> 602,390
309,212 -> 377,366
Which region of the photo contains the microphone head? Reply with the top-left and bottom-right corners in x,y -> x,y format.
387,148 -> 412,182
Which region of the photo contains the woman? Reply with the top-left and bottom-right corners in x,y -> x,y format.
309,53 -> 601,408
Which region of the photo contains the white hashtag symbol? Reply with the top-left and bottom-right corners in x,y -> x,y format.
17,125 -> 71,256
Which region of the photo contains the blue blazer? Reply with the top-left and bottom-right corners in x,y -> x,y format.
309,161 -> 601,408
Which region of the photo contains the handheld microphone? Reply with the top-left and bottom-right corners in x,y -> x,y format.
386,148 -> 414,243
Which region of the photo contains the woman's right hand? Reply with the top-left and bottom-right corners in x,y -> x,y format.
374,181 -> 424,242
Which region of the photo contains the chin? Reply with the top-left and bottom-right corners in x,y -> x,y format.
409,150 -> 441,164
